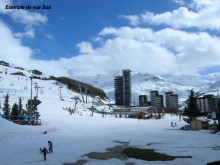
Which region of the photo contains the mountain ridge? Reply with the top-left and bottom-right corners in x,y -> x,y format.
1,61 -> 220,104
75,70 -> 220,104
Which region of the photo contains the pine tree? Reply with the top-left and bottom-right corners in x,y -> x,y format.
11,103 -> 19,119
2,94 -> 10,117
18,97 -> 23,116
183,90 -> 200,124
32,104 -> 40,119
31,97 -> 40,120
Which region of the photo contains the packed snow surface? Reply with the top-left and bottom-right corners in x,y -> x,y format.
0,66 -> 220,165
1,111 -> 220,165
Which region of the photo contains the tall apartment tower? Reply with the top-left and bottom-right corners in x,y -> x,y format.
114,69 -> 131,106
123,69 -> 131,106
197,94 -> 215,112
165,92 -> 173,109
114,76 -> 124,105
139,95 -> 147,106
150,91 -> 158,106
165,92 -> 179,111
150,91 -> 164,109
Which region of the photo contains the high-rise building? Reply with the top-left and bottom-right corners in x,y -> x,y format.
197,94 -> 216,112
139,95 -> 147,106
114,69 -> 131,106
114,76 -> 124,105
150,91 -> 164,109
165,92 -> 178,111
154,95 -> 164,109
150,91 -> 158,107
123,69 -> 131,106
165,92 -> 173,109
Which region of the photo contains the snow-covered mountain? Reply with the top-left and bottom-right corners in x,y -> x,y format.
75,71 -> 220,104
0,64 -> 111,116
1,61 -> 220,105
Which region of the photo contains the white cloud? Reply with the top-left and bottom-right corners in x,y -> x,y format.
56,26 -> 220,77
122,0 -> 220,30
77,42 -> 94,54
45,34 -> 54,39
154,28 -> 220,73
14,27 -> 35,38
0,20 -> 70,76
10,10 -> 47,25
190,0 -> 214,10
96,27 -> 220,75
0,0 -> 47,44
0,0 -> 67,77
0,0 -> 47,26
2,16 -> 220,77
1,0 -> 220,78
0,20 -> 32,64
0,0 -> 12,14
119,15 -> 141,26
172,0 -> 185,5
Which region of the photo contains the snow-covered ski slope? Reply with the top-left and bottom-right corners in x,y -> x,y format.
0,65 -> 220,165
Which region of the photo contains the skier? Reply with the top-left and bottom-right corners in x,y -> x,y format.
42,147 -> 48,161
48,141 -> 53,153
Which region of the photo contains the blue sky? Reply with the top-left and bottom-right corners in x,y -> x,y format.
11,0 -> 177,60
0,0 -> 220,77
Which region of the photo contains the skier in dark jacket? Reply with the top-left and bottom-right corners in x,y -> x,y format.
42,147 -> 48,161
48,141 -> 53,153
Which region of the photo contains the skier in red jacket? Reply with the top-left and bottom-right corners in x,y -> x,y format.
42,147 -> 48,161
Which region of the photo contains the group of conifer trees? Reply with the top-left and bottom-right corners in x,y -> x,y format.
1,94 -> 40,120
53,76 -> 107,99
1,94 -> 23,119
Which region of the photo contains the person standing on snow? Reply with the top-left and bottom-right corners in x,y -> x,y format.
42,147 -> 48,161
48,141 -> 53,153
